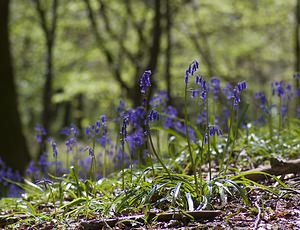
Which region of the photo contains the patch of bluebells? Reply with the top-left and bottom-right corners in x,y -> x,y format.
255,92 -> 269,114
61,124 -> 78,153
271,80 -> 293,119
174,120 -> 196,142
150,91 -> 168,108
0,158 -> 23,197
197,108 -> 206,126
222,82 -> 234,100
162,106 -> 178,129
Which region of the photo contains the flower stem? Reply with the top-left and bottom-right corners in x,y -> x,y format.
184,84 -> 199,197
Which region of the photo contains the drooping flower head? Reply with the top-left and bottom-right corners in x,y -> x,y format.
140,70 -> 152,94
192,74 -> 208,100
272,81 -> 284,97
34,124 -> 47,143
184,60 -> 199,85
233,81 -> 247,109
204,125 -> 223,144
120,115 -> 129,142
255,92 -> 269,113
148,109 -> 159,121
51,141 -> 58,158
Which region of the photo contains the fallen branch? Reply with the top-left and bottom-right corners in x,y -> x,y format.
79,210 -> 222,229
241,158 -> 300,181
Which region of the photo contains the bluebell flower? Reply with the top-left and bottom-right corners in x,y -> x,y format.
294,73 -> 300,79
7,184 -> 23,198
60,127 -> 70,136
162,106 -> 177,128
120,115 -> 129,141
150,90 -> 168,108
192,75 -> 208,100
174,121 -> 196,141
233,81 -> 247,109
34,124 -> 47,143
204,125 -> 222,144
148,109 -> 159,121
185,60 -> 199,84
280,105 -> 288,118
272,81 -> 284,97
126,128 -> 145,153
65,137 -> 77,153
196,108 -> 206,125
285,83 -> 293,100
88,147 -> 94,157
140,70 -> 152,94
26,161 -> 40,180
255,92 -> 269,113
296,87 -> 300,97
210,77 -> 221,100
222,82 -> 233,100
116,99 -> 126,116
38,154 -> 48,174
61,124 -> 79,153
236,81 -> 247,92
51,141 -> 58,158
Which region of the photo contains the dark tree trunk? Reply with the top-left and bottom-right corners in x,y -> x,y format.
295,0 -> 300,89
63,101 -> 72,128
32,0 -> 58,156
146,0 -> 161,103
75,93 -> 84,131
165,0 -> 173,106
0,0 -> 30,175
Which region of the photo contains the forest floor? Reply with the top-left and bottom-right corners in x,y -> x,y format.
76,174 -> 300,230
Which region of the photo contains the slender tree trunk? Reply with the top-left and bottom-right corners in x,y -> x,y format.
42,40 -> 54,136
0,0 -> 30,175
32,0 -> 58,156
75,93 -> 84,130
147,0 -> 161,102
165,0 -> 173,105
63,101 -> 72,128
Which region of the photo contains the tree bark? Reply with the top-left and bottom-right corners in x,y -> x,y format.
0,0 -> 30,175
295,0 -> 300,105
32,0 -> 58,156
165,0 -> 173,105
146,0 -> 161,103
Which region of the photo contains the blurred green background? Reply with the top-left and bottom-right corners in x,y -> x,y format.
1,0 -> 299,173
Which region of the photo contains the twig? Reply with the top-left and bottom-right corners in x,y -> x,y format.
79,210 -> 222,229
254,201 -> 262,230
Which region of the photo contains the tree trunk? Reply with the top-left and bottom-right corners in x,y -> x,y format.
146,0 -> 161,103
75,93 -> 84,131
295,0 -> 300,92
32,0 -> 58,157
165,0 -> 173,106
0,0 -> 30,175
